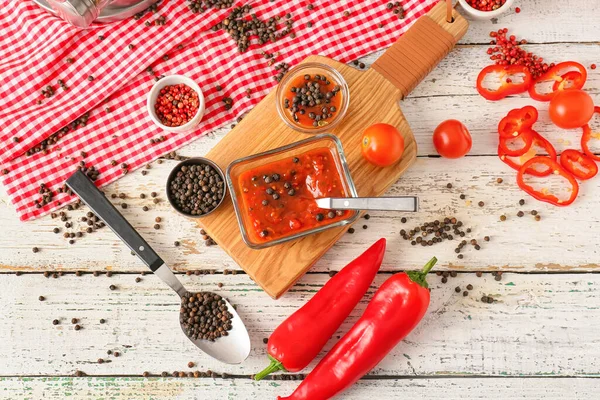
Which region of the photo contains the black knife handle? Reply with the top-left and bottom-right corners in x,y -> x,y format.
66,170 -> 164,272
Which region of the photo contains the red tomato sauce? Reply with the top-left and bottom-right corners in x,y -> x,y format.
238,147 -> 350,242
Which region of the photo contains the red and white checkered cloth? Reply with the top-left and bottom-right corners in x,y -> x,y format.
0,0 -> 436,221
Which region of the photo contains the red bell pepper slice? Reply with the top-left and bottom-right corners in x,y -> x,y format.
581,106 -> 600,161
498,128 -> 534,156
476,64 -> 532,101
517,157 -> 579,206
528,61 -> 587,102
497,106 -> 539,138
498,130 -> 557,176
559,149 -> 598,180
552,71 -> 585,92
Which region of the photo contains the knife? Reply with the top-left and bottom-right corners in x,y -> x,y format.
315,197 -> 418,212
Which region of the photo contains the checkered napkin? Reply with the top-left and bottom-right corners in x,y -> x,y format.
0,0 -> 436,221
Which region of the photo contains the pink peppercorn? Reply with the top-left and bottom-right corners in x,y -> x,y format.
154,84 -> 199,127
485,28 -> 552,79
466,0 -> 506,12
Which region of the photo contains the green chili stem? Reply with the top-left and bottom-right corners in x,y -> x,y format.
254,355 -> 286,381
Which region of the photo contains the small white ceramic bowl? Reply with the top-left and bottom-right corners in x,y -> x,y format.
147,74 -> 205,133
458,0 -> 515,20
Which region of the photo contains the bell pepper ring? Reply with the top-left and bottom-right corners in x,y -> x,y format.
498,128 -> 534,156
517,157 -> 579,206
559,149 -> 598,180
581,106 -> 600,162
528,61 -> 587,102
476,64 -> 533,101
497,105 -> 539,138
552,71 -> 585,92
498,130 -> 557,177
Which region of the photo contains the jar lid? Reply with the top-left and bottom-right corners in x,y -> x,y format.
46,0 -> 99,28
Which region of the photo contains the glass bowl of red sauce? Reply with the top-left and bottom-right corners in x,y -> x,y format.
276,63 -> 350,134
226,134 -> 359,249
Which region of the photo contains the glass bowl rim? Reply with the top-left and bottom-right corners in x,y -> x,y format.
275,62 -> 350,135
226,133 -> 359,249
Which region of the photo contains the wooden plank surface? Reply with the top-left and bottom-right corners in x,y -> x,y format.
2,273 -> 600,377
2,377 -> 599,400
2,1 -> 600,398
2,156 -> 599,274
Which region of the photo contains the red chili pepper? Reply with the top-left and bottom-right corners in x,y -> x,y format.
498,128 -> 533,156
560,149 -> 598,180
517,157 -> 579,206
476,64 -> 532,101
528,61 -> 587,101
278,257 -> 437,400
254,239 -> 386,381
497,106 -> 538,138
498,130 -> 557,176
581,106 -> 600,161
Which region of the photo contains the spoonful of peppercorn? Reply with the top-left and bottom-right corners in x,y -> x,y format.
66,170 -> 251,364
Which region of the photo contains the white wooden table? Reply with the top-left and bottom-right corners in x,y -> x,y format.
2,1 -> 600,398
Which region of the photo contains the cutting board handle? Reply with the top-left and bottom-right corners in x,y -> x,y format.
372,1 -> 468,99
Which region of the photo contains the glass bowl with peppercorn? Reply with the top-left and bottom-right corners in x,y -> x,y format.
147,75 -> 205,133
458,0 -> 515,20
166,157 -> 227,218
227,134 -> 359,249
276,63 -> 350,134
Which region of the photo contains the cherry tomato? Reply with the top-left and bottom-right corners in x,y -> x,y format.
361,123 -> 405,167
433,119 -> 472,158
549,89 -> 595,129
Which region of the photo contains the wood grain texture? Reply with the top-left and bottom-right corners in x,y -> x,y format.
2,273 -> 600,377
2,1 -> 600,397
459,0 -> 600,44
372,2 -> 468,98
1,377 -> 599,400
2,156 -> 599,274
201,56 -> 417,299
196,2 -> 471,298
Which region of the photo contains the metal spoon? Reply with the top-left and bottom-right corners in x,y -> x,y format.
66,170 -> 251,364
316,196 -> 419,212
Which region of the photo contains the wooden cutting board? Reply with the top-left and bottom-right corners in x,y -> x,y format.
200,2 -> 468,299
